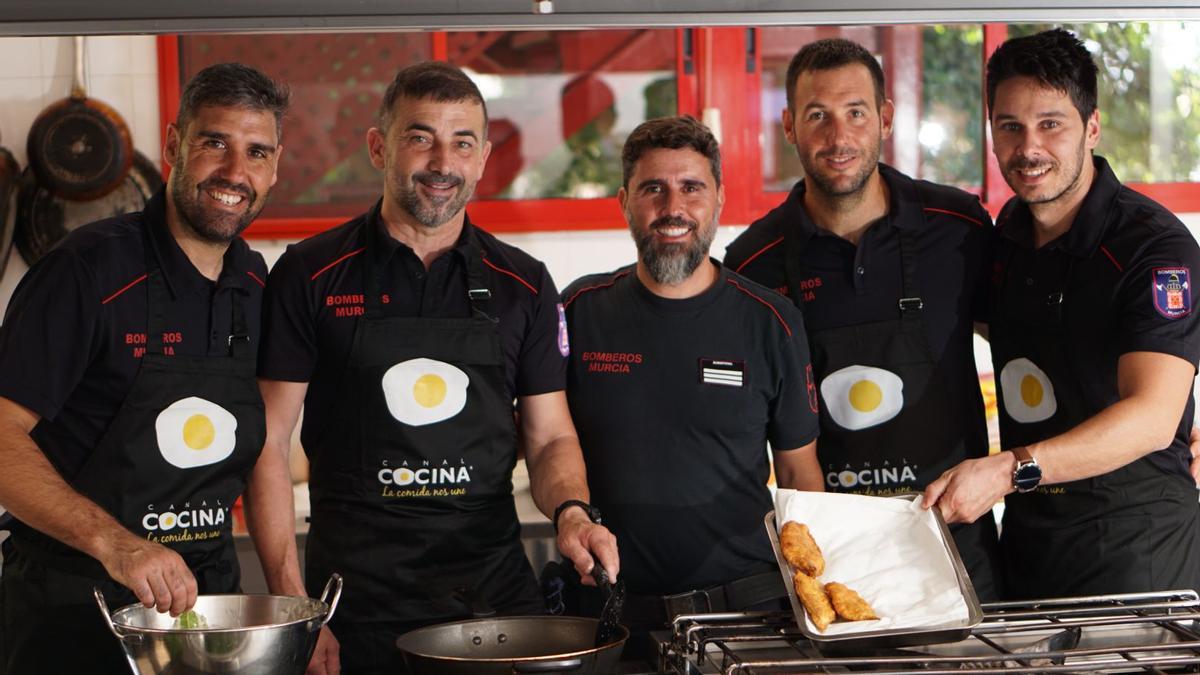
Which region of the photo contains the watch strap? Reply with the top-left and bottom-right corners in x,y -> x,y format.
1013,446 -> 1034,464
553,499 -> 599,533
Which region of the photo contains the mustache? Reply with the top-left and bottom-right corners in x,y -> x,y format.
650,215 -> 699,231
199,178 -> 254,200
1008,155 -> 1054,170
414,171 -> 464,188
817,146 -> 859,159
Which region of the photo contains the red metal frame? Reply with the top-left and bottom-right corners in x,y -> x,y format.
156,28 -> 1200,238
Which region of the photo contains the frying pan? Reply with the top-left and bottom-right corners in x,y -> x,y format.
0,130 -> 18,280
14,150 -> 162,266
26,36 -> 134,202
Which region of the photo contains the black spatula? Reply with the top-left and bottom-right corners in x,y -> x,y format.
593,562 -> 625,646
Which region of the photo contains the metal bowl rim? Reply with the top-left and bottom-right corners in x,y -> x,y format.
110,592 -> 330,634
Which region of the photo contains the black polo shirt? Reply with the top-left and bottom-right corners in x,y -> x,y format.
562,264 -> 819,595
994,156 -> 1200,477
258,201 -> 566,455
0,189 -> 268,479
724,165 -> 995,479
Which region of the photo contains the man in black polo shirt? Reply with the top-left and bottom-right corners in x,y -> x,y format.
563,116 -> 822,654
0,64 -> 285,673
924,29 -> 1200,599
253,61 -> 618,675
724,38 -> 1001,600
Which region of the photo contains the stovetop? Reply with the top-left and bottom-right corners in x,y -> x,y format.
644,590 -> 1200,674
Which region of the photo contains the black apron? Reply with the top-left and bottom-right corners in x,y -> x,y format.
1,235 -> 264,675
304,229 -> 540,673
782,220 -> 1001,601
992,244 -> 1200,600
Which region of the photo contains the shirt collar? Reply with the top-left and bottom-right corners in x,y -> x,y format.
784,162 -> 922,237
998,155 -> 1121,257
367,199 -> 478,267
144,188 -> 255,298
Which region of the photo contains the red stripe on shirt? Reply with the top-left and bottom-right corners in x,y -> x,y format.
923,207 -> 984,227
310,247 -> 366,281
1099,245 -> 1124,272
563,271 -> 632,308
246,271 -> 265,287
482,257 -> 538,295
733,236 -> 784,273
725,278 -> 792,337
101,274 -> 148,305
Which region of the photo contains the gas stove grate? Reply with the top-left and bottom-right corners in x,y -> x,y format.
657,591 -> 1200,674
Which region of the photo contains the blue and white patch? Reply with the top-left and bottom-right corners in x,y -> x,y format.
1153,267 -> 1191,319
556,303 -> 570,357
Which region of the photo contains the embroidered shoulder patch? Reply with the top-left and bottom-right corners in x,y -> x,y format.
556,303 -> 570,356
1153,267 -> 1191,319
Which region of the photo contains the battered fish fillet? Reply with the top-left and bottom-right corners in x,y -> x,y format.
825,582 -> 879,621
780,521 -> 824,576
793,570 -> 835,631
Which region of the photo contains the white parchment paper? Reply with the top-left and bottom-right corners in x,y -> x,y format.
774,489 -> 970,635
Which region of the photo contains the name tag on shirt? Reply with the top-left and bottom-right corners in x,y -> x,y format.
700,359 -> 745,387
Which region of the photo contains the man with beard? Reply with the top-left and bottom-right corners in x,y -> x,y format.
0,63 -> 284,673
561,116 -> 822,657
253,61 -> 618,675
724,38 -> 1001,599
924,28 -> 1200,599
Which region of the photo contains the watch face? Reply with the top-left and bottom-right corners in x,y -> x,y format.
1014,462 -> 1043,492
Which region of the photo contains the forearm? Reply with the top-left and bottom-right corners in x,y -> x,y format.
0,419 -> 133,561
243,439 -> 304,596
774,442 -> 825,491
1030,394 -> 1186,485
526,434 -> 590,519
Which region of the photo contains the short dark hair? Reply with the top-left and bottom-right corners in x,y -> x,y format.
785,38 -> 886,111
621,116 -> 722,187
378,61 -> 489,137
177,63 -> 290,139
986,28 -> 1098,122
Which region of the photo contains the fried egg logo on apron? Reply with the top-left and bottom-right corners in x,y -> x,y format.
382,358 -> 469,426
821,365 -> 904,430
999,357 -> 1057,423
155,397 -> 238,468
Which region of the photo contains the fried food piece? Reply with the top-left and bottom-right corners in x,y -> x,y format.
780,521 -> 824,576
825,582 -> 879,621
794,570 -> 835,631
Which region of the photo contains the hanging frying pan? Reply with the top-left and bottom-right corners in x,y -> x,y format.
26,36 -> 134,202
0,129 -> 19,281
14,151 -> 162,266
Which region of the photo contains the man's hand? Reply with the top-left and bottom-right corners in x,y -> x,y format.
97,532 -> 198,616
555,507 -> 619,586
922,452 -> 1015,524
306,626 -> 340,675
1189,425 -> 1200,486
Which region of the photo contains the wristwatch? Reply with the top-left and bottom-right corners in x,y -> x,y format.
552,499 -> 601,533
1011,446 -> 1043,493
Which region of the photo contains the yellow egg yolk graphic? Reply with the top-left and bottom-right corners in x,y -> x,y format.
849,380 -> 883,412
1020,374 -> 1044,407
183,414 -> 215,450
413,374 -> 448,409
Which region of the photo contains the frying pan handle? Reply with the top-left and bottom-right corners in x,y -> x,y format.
92,587 -> 140,643
512,659 -> 584,673
71,36 -> 86,99
314,573 -> 343,629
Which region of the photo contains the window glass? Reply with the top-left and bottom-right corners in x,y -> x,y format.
179,33 -> 432,220
1009,22 -> 1200,183
759,25 -> 983,192
446,30 -> 677,200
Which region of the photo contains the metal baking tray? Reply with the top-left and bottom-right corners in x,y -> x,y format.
765,493 -> 982,650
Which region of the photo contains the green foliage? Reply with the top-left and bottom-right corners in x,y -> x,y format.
920,25 -> 984,187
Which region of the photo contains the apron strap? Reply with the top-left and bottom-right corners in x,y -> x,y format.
463,235 -> 496,322
896,229 -> 924,320
781,216 -> 815,312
